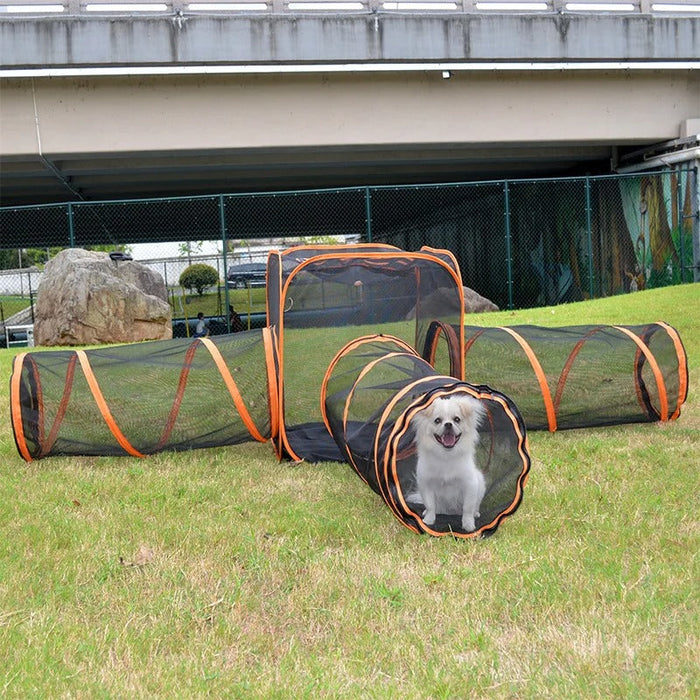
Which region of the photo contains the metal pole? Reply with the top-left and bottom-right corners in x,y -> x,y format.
18,248 -> 24,297
692,162 -> 700,283
585,176 -> 594,299
365,187 -> 373,243
219,195 -> 231,333
504,181 -> 513,310
68,202 -> 75,248
676,167 -> 685,283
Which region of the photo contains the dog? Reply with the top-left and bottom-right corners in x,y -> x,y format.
412,393 -> 486,532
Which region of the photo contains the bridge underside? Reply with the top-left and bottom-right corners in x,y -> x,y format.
1,68 -> 698,206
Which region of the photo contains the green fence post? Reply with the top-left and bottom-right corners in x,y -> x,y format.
677,167 -> 685,283
67,202 -> 75,248
219,195 -> 230,333
585,177 -> 594,300
365,187 -> 373,243
692,164 -> 700,283
504,181 -> 513,310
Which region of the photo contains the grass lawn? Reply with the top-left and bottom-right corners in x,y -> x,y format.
0,295 -> 34,321
170,287 -> 267,320
0,283 -> 698,698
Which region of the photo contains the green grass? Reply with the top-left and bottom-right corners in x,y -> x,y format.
0,295 -> 33,321
1,288 -> 266,327
170,288 -> 267,320
1,284 -> 698,698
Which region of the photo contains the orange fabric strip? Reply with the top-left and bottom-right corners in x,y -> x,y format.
499,327 -> 557,432
41,353 -> 78,457
321,334 -> 416,436
553,327 -> 603,414
656,321 -> 688,420
262,326 -> 280,440
613,326 -> 669,421
10,353 -> 33,462
75,350 -> 146,458
200,337 -> 267,443
154,341 -> 199,451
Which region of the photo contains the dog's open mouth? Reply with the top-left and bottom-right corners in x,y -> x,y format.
434,431 -> 460,448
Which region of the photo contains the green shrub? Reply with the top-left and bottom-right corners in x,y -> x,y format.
179,263 -> 219,296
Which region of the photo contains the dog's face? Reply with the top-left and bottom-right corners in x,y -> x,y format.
414,394 -> 484,454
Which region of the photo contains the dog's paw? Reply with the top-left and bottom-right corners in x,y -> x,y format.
462,515 -> 476,532
422,509 -> 436,526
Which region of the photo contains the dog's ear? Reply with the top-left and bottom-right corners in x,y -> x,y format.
417,400 -> 434,420
459,395 -> 486,428
412,399 -> 436,433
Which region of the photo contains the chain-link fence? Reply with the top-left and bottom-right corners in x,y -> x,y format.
1,169 -> 697,343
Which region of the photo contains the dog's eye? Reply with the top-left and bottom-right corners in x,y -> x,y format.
433,417 -> 442,425
453,416 -> 461,423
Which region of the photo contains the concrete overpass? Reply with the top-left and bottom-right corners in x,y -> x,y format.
1,0 -> 699,205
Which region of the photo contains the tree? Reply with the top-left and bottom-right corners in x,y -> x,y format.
0,249 -> 32,270
178,241 -> 203,265
179,263 -> 219,296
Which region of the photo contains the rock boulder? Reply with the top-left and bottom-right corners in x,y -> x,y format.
35,249 -> 172,346
462,286 -> 500,314
406,285 -> 499,319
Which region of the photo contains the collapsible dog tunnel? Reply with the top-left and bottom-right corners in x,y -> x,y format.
321,335 -> 531,538
267,244 -> 465,463
445,323 -> 688,432
10,328 -> 278,461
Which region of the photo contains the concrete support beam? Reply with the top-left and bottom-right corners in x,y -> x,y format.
2,70 -> 699,158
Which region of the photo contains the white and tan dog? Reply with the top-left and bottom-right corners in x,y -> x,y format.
413,393 -> 486,532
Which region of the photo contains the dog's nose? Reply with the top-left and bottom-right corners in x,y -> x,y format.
444,422 -> 452,431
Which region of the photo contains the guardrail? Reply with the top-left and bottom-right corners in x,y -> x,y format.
1,0 -> 699,14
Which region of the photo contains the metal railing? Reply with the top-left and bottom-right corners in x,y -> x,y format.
2,0 -> 699,15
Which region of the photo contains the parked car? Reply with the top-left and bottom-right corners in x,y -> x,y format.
226,262 -> 267,289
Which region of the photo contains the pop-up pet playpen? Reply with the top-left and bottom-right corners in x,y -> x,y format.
8,243 -> 689,536
321,334 -> 530,538
11,329 -> 278,461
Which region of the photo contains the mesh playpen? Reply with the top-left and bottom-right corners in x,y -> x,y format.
321,334 -> 530,538
10,244 -> 468,463
266,244 -> 466,462
8,243 -> 689,537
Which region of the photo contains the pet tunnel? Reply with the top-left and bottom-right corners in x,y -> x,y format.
423,322 -> 687,432
321,334 -> 531,538
267,244 -> 465,462
11,329 -> 278,461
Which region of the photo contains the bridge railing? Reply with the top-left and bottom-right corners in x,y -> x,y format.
2,0 -> 699,15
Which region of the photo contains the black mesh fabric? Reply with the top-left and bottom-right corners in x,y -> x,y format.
268,244 -> 465,461
456,323 -> 688,431
322,335 -> 531,538
11,329 -> 276,460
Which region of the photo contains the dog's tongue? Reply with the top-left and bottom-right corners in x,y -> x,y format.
437,432 -> 457,448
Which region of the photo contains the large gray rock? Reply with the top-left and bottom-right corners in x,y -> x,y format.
35,249 -> 172,346
406,285 -> 499,319
462,286 -> 499,314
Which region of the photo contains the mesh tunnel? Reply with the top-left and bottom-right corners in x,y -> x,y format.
437,322 -> 688,431
11,329 -> 278,461
322,335 -> 531,538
